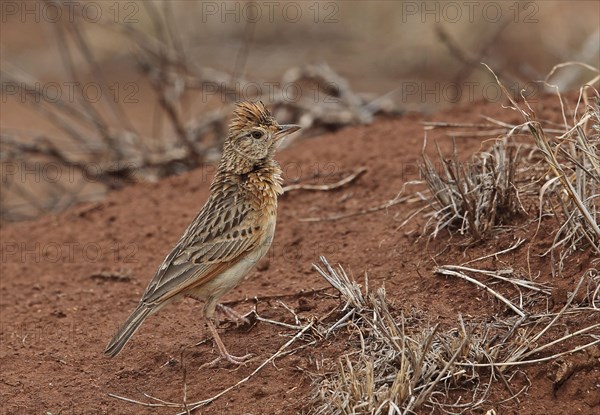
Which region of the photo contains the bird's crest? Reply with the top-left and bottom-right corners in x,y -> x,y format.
229,101 -> 276,135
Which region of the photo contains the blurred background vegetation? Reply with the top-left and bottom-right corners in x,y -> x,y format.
1,0 -> 599,222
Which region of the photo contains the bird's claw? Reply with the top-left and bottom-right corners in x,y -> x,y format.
202,352 -> 253,368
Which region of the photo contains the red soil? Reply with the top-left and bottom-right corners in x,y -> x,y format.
1,94 -> 598,414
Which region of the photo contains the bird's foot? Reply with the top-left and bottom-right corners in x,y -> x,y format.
205,318 -> 252,366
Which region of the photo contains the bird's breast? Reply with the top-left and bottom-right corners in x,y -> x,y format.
245,167 -> 283,215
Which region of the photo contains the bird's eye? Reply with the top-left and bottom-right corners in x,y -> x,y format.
251,131 -> 263,139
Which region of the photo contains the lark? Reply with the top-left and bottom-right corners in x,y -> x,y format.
105,101 -> 300,364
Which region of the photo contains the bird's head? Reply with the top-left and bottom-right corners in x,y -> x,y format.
222,101 -> 300,173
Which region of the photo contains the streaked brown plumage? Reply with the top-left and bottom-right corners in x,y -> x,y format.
105,101 -> 300,363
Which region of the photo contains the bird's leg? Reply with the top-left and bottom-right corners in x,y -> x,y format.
205,318 -> 252,365
216,304 -> 250,325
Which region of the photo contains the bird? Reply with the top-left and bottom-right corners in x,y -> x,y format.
105,101 -> 300,364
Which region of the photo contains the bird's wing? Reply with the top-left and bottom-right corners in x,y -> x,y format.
141,184 -> 262,305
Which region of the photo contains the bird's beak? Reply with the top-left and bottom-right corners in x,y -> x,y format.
274,124 -> 301,140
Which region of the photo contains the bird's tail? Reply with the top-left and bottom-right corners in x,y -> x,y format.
105,304 -> 153,357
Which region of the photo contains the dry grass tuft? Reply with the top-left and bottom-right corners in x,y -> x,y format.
532,98 -> 600,269
478,63 -> 600,271
413,64 -> 600,270
309,257 -> 599,415
418,140 -> 522,240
